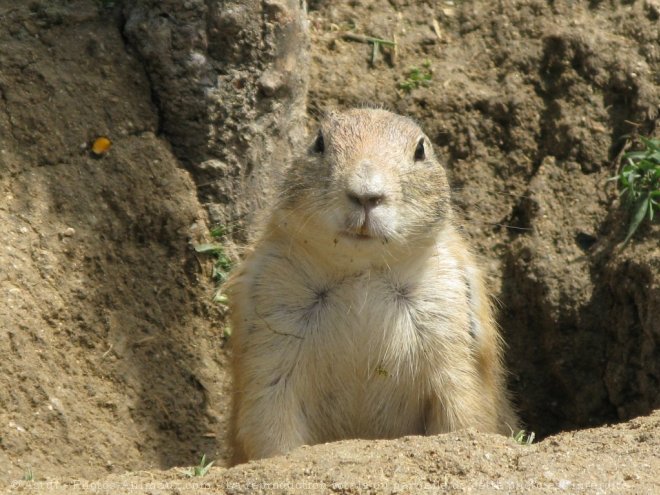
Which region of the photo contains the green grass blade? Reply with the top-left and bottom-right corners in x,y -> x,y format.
638,159 -> 657,172
623,196 -> 649,244
194,243 -> 222,254
639,136 -> 660,152
210,225 -> 227,238
648,198 -> 654,222
623,151 -> 647,161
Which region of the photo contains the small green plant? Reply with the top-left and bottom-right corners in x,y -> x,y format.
185,454 -> 214,478
194,225 -> 233,303
398,60 -> 433,92
22,467 -> 34,481
512,429 -> 535,445
613,136 -> 660,244
342,33 -> 396,65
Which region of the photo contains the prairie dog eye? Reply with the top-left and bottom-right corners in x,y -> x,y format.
414,137 -> 426,161
313,130 -> 325,154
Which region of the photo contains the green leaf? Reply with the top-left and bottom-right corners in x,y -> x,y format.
194,243 -> 223,254
648,197 -> 654,222
622,151 -> 647,161
623,196 -> 649,244
639,136 -> 660,152
187,454 -> 214,477
210,225 -> 227,238
216,253 -> 232,271
196,458 -> 214,477
637,159 -> 657,172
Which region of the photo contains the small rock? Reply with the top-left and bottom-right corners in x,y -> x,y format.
50,397 -> 65,415
8,420 -> 27,433
258,70 -> 285,97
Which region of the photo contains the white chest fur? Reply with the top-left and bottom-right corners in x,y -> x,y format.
238,235 -> 475,441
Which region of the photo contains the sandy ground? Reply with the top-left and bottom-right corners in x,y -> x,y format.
8,411 -> 660,494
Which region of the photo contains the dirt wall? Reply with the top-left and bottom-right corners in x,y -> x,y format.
0,0 -> 230,480
123,0 -> 309,238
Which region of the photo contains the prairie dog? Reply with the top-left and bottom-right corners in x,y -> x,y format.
227,108 -> 517,464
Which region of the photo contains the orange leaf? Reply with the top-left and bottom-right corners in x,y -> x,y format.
91,137 -> 112,155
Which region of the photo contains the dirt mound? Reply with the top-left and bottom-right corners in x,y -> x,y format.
0,0 -> 658,491
10,411 -> 660,494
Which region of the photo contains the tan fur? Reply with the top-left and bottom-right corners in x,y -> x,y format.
227,109 -> 518,464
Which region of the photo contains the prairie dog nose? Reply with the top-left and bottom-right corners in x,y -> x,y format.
346,161 -> 387,211
346,191 -> 385,211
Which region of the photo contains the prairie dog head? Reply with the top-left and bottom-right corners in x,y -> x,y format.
276,109 -> 452,262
